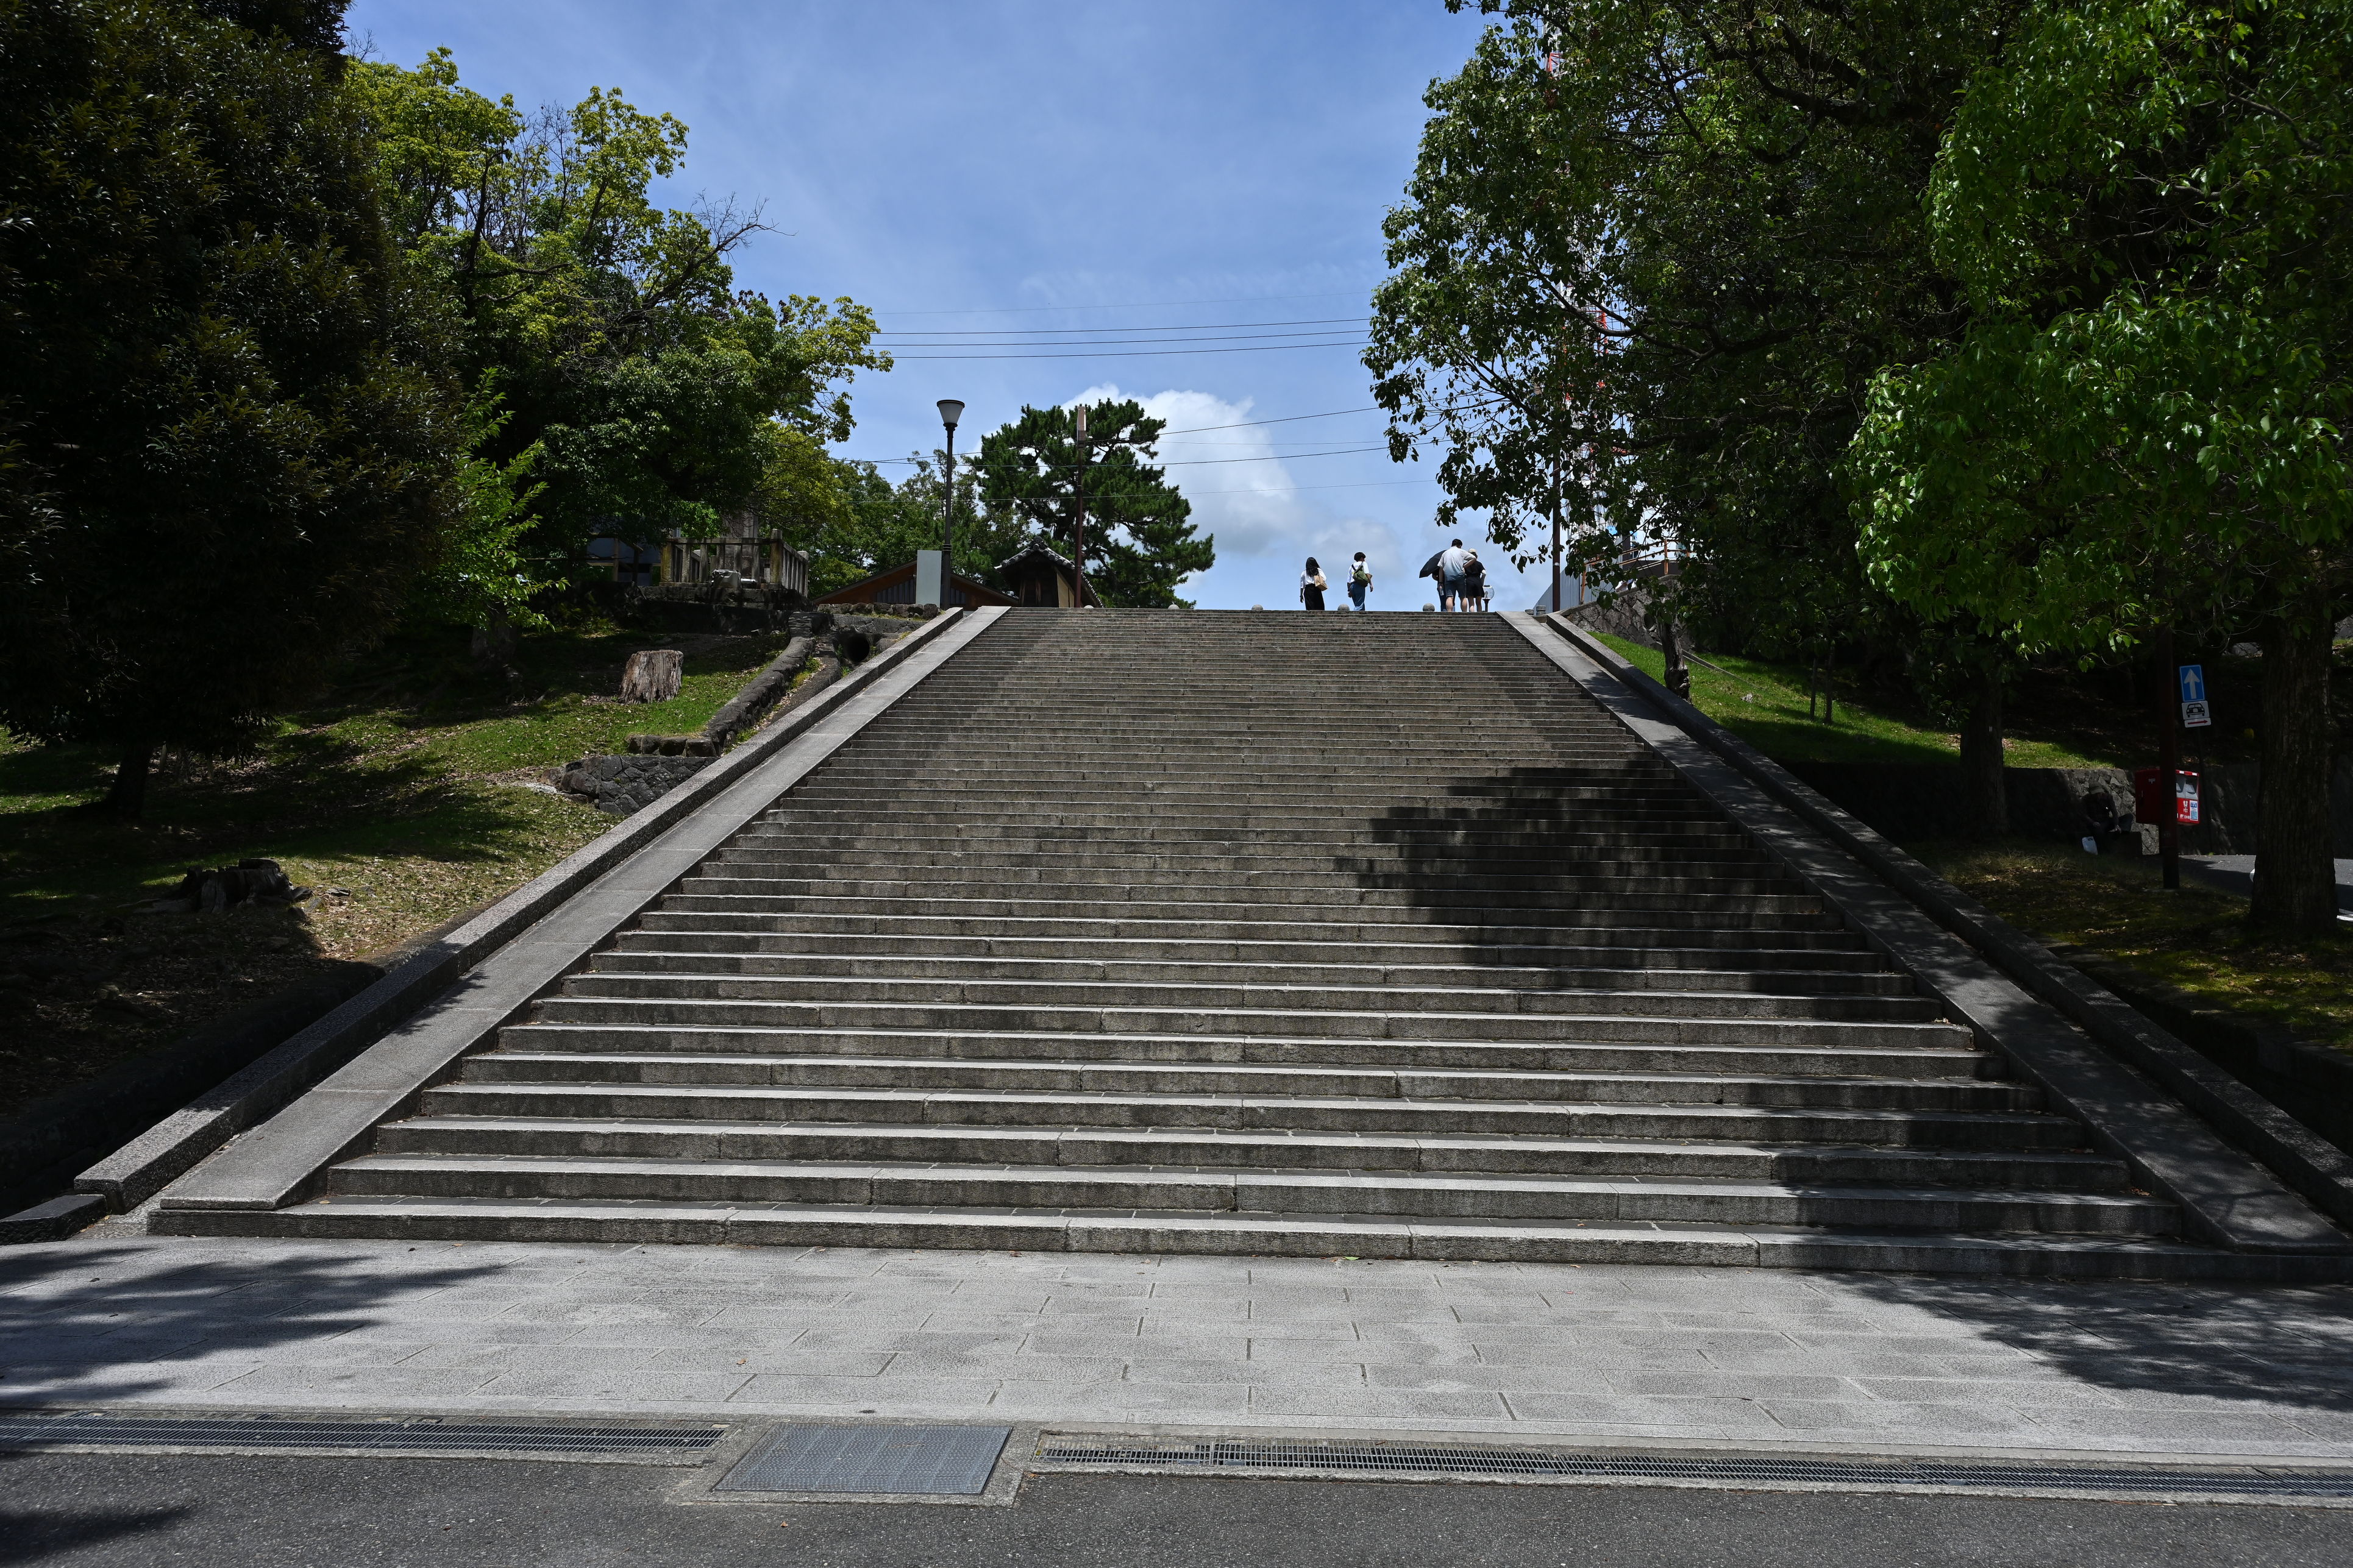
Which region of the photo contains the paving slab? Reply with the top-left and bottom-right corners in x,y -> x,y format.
4,1231 -> 2353,1459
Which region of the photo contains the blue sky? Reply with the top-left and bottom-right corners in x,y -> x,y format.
346,1 -> 1526,610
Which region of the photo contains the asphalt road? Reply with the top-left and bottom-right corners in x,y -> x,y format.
5,1453 -> 2352,1568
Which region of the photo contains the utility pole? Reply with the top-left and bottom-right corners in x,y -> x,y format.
936,399 -> 964,592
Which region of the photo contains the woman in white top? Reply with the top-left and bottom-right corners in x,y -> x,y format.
1300,557 -> 1327,611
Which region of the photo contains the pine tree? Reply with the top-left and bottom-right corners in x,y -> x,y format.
975,401 -> 1214,608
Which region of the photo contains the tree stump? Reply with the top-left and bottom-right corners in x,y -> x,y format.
619,649 -> 684,703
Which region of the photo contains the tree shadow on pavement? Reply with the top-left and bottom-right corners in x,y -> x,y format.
0,1240 -> 496,1408
1834,1271 -> 2353,1413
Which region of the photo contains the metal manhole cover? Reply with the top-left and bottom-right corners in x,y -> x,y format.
719,1425 -> 1011,1495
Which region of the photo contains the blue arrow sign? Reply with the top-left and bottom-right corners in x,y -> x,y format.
2179,664 -> 2207,704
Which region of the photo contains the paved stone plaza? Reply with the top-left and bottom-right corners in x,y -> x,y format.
5,1230 -> 2352,1460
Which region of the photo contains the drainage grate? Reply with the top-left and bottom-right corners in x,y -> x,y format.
719,1425 -> 1011,1495
1035,1438 -> 2353,1501
0,1410 -> 724,1462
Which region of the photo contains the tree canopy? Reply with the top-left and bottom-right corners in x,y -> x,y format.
975,400 -> 1214,607
0,0 -> 464,812
1369,1 -> 2033,825
1848,0 -> 2353,929
345,49 -> 888,573
788,449 -> 1029,599
1372,2 -> 2020,644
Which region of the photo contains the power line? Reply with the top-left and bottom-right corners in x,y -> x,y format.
878,316 -> 1364,337
874,290 -> 1365,317
1155,405 -> 1383,433
1183,477 -> 1440,495
881,329 -> 1364,349
853,444 -> 1395,469
889,341 -> 1368,361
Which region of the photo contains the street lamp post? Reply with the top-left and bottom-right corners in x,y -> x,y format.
936,400 -> 964,598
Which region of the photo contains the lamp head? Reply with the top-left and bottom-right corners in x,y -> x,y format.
936,399 -> 965,431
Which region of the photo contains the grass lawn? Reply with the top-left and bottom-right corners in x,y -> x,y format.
1591,631 -> 2129,768
0,624 -> 803,1119
1913,839 -> 2353,1052
1586,630 -> 2351,1049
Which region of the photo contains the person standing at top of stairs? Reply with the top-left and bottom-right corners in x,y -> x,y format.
1300,558 -> 1327,611
1347,552 -> 1372,611
1462,550 -> 1490,612
1437,539 -> 1470,611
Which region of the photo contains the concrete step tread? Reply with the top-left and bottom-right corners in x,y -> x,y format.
335,1154 -> 2167,1210
498,1022 -> 1981,1070
660,892 -> 1843,921
610,937 -> 1892,970
420,1080 -> 2060,1126
532,997 -> 1968,1045
599,946 -> 1903,979
472,1049 -> 1997,1093
630,917 -> 1876,951
211,1198 -> 2315,1282
383,1114 -> 2121,1168
560,971 -> 1941,1020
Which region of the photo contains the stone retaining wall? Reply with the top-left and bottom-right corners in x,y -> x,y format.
550,753 -> 711,817
550,613 -> 919,816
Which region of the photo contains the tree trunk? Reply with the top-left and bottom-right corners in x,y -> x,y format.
1959,665 -> 2007,838
101,743 -> 153,819
2251,606 -> 2337,934
619,648 -> 685,704
1658,620 -> 1691,699
470,607 -> 519,669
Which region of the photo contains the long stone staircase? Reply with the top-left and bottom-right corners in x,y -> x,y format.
226,611 -> 2226,1273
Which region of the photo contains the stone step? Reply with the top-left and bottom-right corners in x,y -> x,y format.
585,949 -> 1920,996
736,828 -> 1761,854
608,930 -> 1891,970
414,1082 -> 2076,1146
372,1116 -> 2126,1187
556,971 -> 1942,1024
496,1022 -> 1985,1077
776,785 -> 1723,809
527,996 -> 1963,1050
629,912 -> 1876,951
669,881 -> 1831,916
683,867 -> 1812,898
705,848 -> 1794,880
171,1197 -> 2285,1281
322,1155 -> 2175,1237
461,1051 -> 2026,1110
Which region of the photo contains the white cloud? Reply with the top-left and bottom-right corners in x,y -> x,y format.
1071,384 -> 1294,559
1059,383 -> 1474,608
1070,381 -> 1408,570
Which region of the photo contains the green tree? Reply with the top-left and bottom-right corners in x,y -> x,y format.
1849,0 -> 2353,932
781,449 -> 1028,599
975,402 -> 1214,607
345,50 -> 888,576
1369,1 -> 2025,826
0,0 -> 464,815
